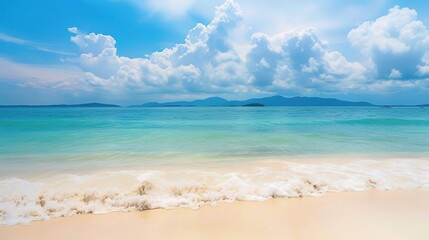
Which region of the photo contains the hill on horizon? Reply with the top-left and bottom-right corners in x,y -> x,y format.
132,95 -> 375,107
3,96 -> 428,108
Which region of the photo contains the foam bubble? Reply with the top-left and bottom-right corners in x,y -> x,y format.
1,159 -> 429,225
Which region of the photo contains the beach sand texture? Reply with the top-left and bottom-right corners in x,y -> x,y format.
1,189 -> 428,240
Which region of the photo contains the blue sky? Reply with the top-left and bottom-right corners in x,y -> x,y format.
1,0 -> 429,105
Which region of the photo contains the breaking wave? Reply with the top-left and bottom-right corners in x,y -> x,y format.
1,159 -> 429,225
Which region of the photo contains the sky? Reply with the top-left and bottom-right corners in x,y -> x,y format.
1,0 -> 429,105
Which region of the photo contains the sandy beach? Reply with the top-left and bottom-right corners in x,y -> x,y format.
1,189 -> 428,240
3,0 -> 429,239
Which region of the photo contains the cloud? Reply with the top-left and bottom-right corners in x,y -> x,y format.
348,6 -> 429,79
6,0 -> 429,103
0,32 -> 75,56
69,0 -> 248,95
67,27 -> 78,34
389,68 -> 402,79
0,57 -> 84,89
68,0 -> 369,96
246,29 -> 366,93
0,32 -> 31,45
69,28 -> 116,55
417,52 -> 429,76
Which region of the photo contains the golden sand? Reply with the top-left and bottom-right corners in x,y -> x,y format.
1,189 -> 429,240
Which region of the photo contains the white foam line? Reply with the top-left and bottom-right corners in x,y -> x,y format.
1,159 -> 429,225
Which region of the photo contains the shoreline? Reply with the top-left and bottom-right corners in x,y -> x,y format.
1,189 -> 429,240
3,153 -> 429,179
1,157 -> 429,225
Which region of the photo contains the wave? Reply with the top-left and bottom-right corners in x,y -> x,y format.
1,159 -> 429,225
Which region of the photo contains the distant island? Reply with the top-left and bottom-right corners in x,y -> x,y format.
1,96 -> 428,108
131,96 -> 375,107
242,103 -> 265,107
0,103 -> 121,108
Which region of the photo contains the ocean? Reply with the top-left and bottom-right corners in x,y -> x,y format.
1,106 -> 429,224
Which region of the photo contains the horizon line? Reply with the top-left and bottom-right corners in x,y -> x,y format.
1,95 -> 429,107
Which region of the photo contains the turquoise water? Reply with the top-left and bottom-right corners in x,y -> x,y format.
1,107 -> 429,175
1,106 -> 429,225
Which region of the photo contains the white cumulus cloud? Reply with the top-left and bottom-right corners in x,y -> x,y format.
61,1 -> 429,98
69,0 -> 247,95
246,29 -> 366,92
69,0 -> 368,97
348,6 -> 429,80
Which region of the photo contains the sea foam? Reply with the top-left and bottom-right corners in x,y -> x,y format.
1,159 -> 429,225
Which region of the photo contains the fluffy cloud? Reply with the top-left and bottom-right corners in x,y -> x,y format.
68,0 -> 367,96
69,28 -> 198,93
62,1 -> 429,99
418,53 -> 429,76
69,0 -> 248,95
149,0 -> 247,92
348,6 -> 429,80
246,29 -> 365,93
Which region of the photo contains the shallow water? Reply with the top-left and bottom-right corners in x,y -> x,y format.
1,107 -> 428,174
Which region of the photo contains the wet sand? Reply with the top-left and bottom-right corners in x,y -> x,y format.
1,189 -> 429,240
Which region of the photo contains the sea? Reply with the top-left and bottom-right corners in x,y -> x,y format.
1,106 -> 429,225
